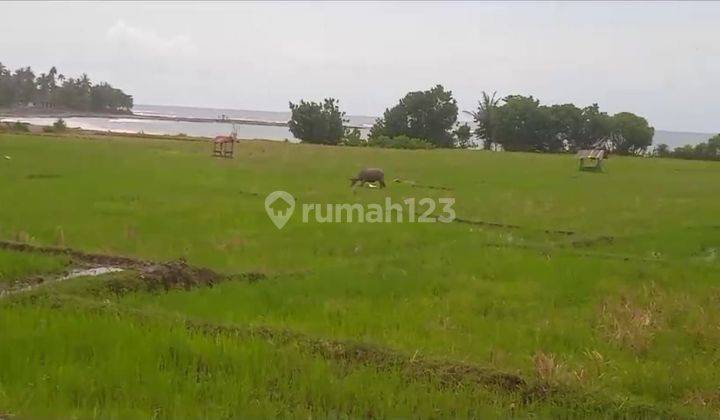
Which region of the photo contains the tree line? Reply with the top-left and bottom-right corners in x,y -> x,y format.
289,85 -> 656,155
655,135 -> 720,161
0,63 -> 133,113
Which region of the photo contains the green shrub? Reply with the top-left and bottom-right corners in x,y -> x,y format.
53,118 -> 67,131
288,98 -> 346,145
12,122 -> 30,132
367,135 -> 434,150
340,128 -> 366,147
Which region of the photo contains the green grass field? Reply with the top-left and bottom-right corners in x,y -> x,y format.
1,132 -> 719,417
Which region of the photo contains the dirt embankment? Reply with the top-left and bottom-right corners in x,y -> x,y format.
0,240 -> 150,269
0,240 -> 265,295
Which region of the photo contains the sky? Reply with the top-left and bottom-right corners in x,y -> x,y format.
2,1 -> 719,132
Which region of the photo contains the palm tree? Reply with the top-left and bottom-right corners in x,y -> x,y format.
467,91 -> 500,150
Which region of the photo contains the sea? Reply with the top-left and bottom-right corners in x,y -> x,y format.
2,103 -> 715,149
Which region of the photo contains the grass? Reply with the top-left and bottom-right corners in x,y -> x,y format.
0,132 -> 719,417
0,304 -> 526,418
0,249 -> 70,287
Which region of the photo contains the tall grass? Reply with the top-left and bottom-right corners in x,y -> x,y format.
0,305 -> 523,418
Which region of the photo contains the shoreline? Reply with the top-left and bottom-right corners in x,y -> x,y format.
0,120 -> 302,144
0,108 -> 367,129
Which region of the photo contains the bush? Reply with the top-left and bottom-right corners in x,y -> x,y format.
288,98 -> 346,145
53,118 -> 67,131
367,135 -> 434,150
12,122 -> 29,132
340,128 -> 365,147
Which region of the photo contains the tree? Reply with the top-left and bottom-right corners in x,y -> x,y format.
453,123 -> 474,148
91,82 -> 133,111
0,62 -> 15,106
706,134 -> 720,159
673,144 -> 697,160
288,98 -> 346,145
547,103 -> 584,150
471,91 -> 500,150
0,64 -> 132,112
13,67 -> 37,105
492,95 -> 561,152
35,67 -> 59,105
670,134 -> 720,161
370,85 -> 458,148
655,143 -> 670,157
610,112 -> 654,155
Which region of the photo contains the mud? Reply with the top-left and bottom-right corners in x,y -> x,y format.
392,178 -> 454,191
139,260 -> 221,291
454,217 -> 521,229
455,218 -> 580,237
25,174 -> 62,180
236,189 -> 261,197
544,229 -> 576,236
0,240 -> 150,269
0,241 -> 255,295
570,236 -> 615,248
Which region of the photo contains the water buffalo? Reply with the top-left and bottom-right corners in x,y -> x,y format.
350,168 -> 386,188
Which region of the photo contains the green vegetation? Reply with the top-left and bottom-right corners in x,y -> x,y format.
0,63 -> 132,112
658,134 -> 720,161
1,132 -> 719,417
53,118 -> 67,131
453,123 -> 474,149
288,98 -> 347,144
291,86 -> 654,153
472,93 -> 654,154
342,133 -> 434,149
366,135 -> 434,149
0,249 -> 69,286
43,118 -> 68,134
370,84 -> 458,148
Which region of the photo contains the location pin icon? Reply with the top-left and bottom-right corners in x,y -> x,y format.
264,191 -> 295,230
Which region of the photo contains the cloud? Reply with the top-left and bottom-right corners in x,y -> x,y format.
106,20 -> 197,57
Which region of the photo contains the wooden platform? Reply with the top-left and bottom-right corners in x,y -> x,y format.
577,149 -> 605,171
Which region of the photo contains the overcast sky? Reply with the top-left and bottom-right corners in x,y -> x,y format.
2,1 -> 719,132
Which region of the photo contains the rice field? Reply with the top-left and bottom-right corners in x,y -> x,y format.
1,132 -> 719,417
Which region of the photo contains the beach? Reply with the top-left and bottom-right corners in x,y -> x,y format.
0,104 -> 375,141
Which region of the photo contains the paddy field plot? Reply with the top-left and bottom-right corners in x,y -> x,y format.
1,133 -> 719,417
